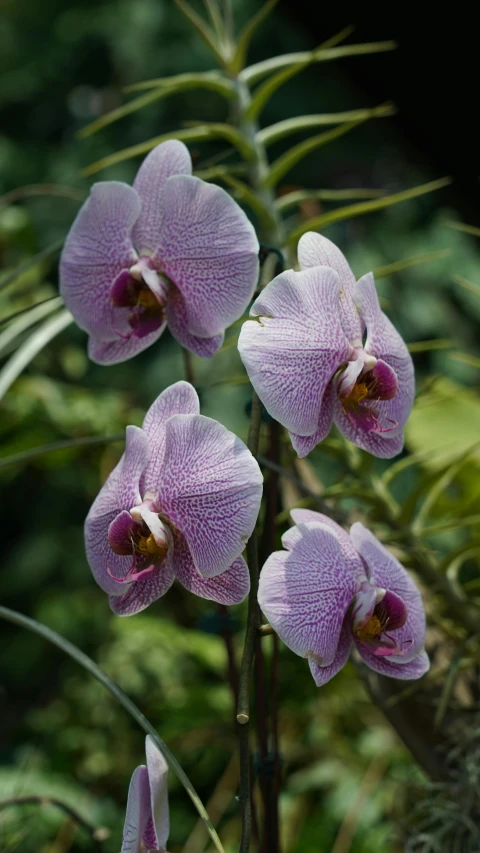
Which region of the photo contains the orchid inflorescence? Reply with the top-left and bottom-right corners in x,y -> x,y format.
58,131 -> 430,843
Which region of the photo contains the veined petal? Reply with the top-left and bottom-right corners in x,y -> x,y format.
88,321 -> 167,366
308,618 -> 353,686
355,646 -> 430,679
333,400 -> 406,458
289,509 -> 364,566
173,532 -> 250,604
166,285 -> 224,357
121,765 -> 151,853
354,273 -> 415,431
141,381 -> 200,495
297,233 -> 362,342
60,182 -> 140,340
132,140 -> 192,254
350,523 -> 426,662
258,522 -> 359,666
109,550 -> 175,616
85,426 -> 151,595
145,736 -> 169,851
238,267 -> 350,436
156,414 -> 262,578
153,175 -> 259,337
288,385 -> 335,456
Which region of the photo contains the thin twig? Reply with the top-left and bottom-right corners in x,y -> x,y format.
0,796 -> 108,851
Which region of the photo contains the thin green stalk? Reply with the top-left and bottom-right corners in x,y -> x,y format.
0,796 -> 108,850
0,606 -> 225,853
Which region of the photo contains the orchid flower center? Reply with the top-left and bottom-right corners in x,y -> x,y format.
110,257 -> 170,340
352,586 -> 413,658
336,353 -> 399,434
107,500 -> 171,584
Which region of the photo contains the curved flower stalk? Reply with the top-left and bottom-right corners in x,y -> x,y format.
85,381 -> 263,615
238,233 -> 414,458
258,509 -> 429,686
60,140 -> 259,364
121,736 -> 170,853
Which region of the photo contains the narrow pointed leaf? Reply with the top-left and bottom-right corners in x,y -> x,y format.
0,184 -> 85,206
0,297 -> 63,358
216,172 -> 277,230
0,238 -> 64,294
0,296 -> 62,330
0,309 -> 72,401
449,352 -> 480,369
453,273 -> 480,299
276,187 -> 384,213
0,433 -> 124,471
373,248 -> 451,279
413,442 -> 480,534
447,220 -> 480,238
229,0 -> 280,74
382,448 -> 440,487
124,71 -> 234,95
194,163 -> 248,181
78,76 -> 234,138
83,124 -> 254,177
240,40 -> 396,85
287,177 -> 452,243
407,338 -> 454,354
265,119 -> 366,189
0,606 -> 226,853
203,0 -> 226,42
173,0 -> 225,65
258,103 -> 394,146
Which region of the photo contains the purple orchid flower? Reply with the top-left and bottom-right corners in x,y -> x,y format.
258,509 -> 429,686
85,381 -> 262,615
121,736 -> 169,853
60,140 -> 259,364
238,233 -> 414,458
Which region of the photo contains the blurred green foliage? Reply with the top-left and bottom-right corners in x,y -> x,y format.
1,1 -> 480,851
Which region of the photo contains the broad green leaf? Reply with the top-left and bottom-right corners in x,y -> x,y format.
173,0 -> 225,65
373,248 -> 451,279
265,119 -> 367,189
405,376 -> 480,469
446,220 -> 480,239
0,297 -> 63,356
78,75 -> 235,138
407,338 -> 454,353
449,352 -> 480,369
83,124 -> 254,177
287,177 -> 452,244
0,238 -> 64,293
0,309 -> 72,401
240,40 -> 396,86
258,103 -> 394,146
412,442 -> 480,534
229,0 -> 280,74
453,273 -> 480,299
276,187 -> 384,213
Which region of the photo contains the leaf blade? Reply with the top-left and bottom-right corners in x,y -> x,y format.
230,0 -> 280,74
258,103 -> 395,146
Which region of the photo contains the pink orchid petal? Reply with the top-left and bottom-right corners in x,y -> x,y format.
145,736 -> 169,850
288,509 -> 364,566
355,646 -> 430,679
156,414 -> 262,578
350,523 -> 426,663
109,548 -> 176,616
88,321 -> 167,365
165,285 -> 224,357
140,381 -> 200,495
288,384 -> 335,456
60,182 -> 140,341
153,174 -> 259,337
108,510 -> 138,555
85,426 -> 151,596
120,737 -> 169,853
173,532 -> 249,604
297,232 -> 363,342
308,618 -> 353,686
238,267 -> 351,436
258,521 -> 360,667
121,766 -> 151,853
333,399 -> 406,458
132,140 -> 192,254
354,273 -> 415,433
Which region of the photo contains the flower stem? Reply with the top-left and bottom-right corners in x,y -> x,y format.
0,605 -> 225,853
